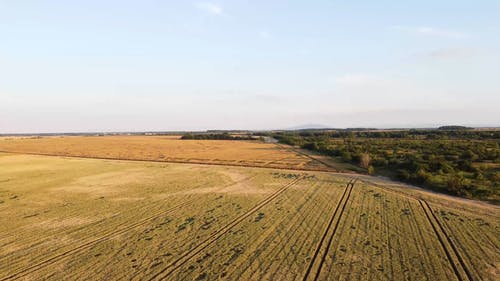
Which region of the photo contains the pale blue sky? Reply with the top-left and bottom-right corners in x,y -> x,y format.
1,1 -> 499,133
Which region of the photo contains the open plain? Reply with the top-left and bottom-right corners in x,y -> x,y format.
0,137 -> 498,281
0,136 -> 331,172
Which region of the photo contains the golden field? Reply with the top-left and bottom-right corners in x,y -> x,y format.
0,138 -> 498,280
0,136 -> 332,171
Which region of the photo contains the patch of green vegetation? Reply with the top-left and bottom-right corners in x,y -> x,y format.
177,217 -> 196,233
271,172 -> 301,179
254,212 -> 265,222
181,133 -> 257,141
272,130 -> 500,203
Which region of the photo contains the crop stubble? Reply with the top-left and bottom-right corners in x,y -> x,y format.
0,140 -> 498,281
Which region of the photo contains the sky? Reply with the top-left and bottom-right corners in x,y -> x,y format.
1,1 -> 499,133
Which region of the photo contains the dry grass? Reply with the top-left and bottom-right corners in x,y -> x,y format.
316,184 -> 457,280
0,136 -> 333,171
0,154 -> 292,280
0,152 -> 498,280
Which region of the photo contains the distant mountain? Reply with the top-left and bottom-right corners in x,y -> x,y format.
285,124 -> 331,130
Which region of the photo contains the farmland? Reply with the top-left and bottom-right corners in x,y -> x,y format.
0,136 -> 332,172
0,138 -> 499,280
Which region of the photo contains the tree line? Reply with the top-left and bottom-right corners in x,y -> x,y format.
272,130 -> 500,203
181,133 -> 256,141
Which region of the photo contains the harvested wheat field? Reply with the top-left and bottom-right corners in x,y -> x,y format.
0,136 -> 332,172
0,149 -> 498,281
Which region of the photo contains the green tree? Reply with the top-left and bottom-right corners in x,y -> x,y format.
446,174 -> 467,195
341,151 -> 352,162
367,165 -> 375,175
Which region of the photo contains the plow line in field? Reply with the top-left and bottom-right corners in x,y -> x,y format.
360,179 -> 474,281
0,176 -> 257,281
147,176 -> 304,280
419,200 -> 474,281
0,150 -> 336,172
302,178 -> 356,281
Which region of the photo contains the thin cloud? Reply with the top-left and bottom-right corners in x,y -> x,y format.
410,47 -> 490,61
195,2 -> 223,16
424,48 -> 479,59
392,25 -> 466,39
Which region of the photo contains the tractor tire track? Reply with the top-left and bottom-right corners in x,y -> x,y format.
147,176 -> 304,280
360,178 -> 473,281
302,178 -> 356,281
0,150 -> 335,173
420,200 -> 474,281
248,181 -> 329,279
0,175 -> 257,281
0,200 -> 196,281
0,176 -> 234,261
358,178 -> 499,220
231,181 -> 333,280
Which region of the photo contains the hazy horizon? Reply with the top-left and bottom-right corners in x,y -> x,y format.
2,1 -> 500,133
